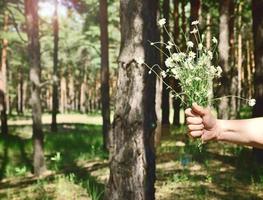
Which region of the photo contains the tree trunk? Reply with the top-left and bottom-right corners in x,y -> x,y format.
252,0 -> 263,162
105,0 -> 159,199
228,0 -> 238,119
206,13 -> 211,49
80,81 -> 86,113
172,0 -> 181,126
51,0 -> 59,132
60,77 -> 67,113
218,0 -> 231,119
24,0 -> 46,176
236,2 -> 242,112
68,73 -> 74,110
161,0 -> 170,125
181,0 -> 186,35
17,67 -> 24,114
99,0 -> 111,150
246,40 -> 252,99
0,11 -> 8,135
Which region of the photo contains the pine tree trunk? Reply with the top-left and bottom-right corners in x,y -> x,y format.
172,0 -> 181,126
99,0 -> 111,150
218,0 -> 231,119
246,40 -> 252,99
206,13 -> 211,49
237,2 -> 242,112
51,0 -> 59,132
24,0 -> 46,176
252,0 -> 263,162
161,0 -> 170,125
229,0 -> 238,119
190,1 -> 200,27
105,0 -> 159,199
60,77 -> 67,113
80,81 -> 86,113
17,67 -> 24,114
0,11 -> 8,135
181,0 -> 186,35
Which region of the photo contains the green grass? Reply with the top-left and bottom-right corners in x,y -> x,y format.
1,109 -> 263,200
0,120 -> 107,200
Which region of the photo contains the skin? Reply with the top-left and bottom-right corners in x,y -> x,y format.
185,103 -> 263,149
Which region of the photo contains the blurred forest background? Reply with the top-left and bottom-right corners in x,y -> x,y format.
1,0 -> 263,199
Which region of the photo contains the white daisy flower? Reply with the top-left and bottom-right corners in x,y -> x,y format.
208,51 -> 213,59
216,66 -> 222,77
190,28 -> 198,34
161,71 -> 167,78
187,41 -> 194,48
248,99 -> 256,107
165,57 -> 173,67
172,53 -> 180,62
189,51 -> 196,59
212,37 -> 218,44
198,43 -> 203,50
191,20 -> 199,25
158,18 -> 166,27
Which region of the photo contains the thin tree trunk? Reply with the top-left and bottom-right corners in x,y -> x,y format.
51,0 -> 59,132
172,0 -> 181,126
24,0 -> 46,176
17,67 -> 24,114
252,0 -> 263,162
181,0 -> 186,35
237,2 -> 242,111
68,73 -> 74,110
0,11 -> 8,135
99,0 -> 111,150
246,40 -> 252,99
161,0 -> 170,125
60,77 -> 66,113
218,0 -> 231,119
190,0 -> 200,45
105,0 -> 159,199
229,0 -> 238,119
206,13 -> 211,49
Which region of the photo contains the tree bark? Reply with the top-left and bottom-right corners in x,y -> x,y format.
24,0 -> 46,176
218,0 -> 231,119
60,76 -> 67,113
236,2 -> 242,112
206,13 -> 211,49
252,0 -> 263,162
0,11 -> 8,135
99,0 -> 111,150
17,66 -> 24,114
105,0 -> 159,199
228,0 -> 238,119
181,0 -> 186,35
161,0 -> 170,125
172,0 -> 181,126
51,0 -> 59,132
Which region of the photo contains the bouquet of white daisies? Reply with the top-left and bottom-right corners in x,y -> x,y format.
142,19 -> 255,108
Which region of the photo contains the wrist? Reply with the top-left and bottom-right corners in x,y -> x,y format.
215,119 -> 224,141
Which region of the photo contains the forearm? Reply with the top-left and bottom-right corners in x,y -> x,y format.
217,118 -> 263,149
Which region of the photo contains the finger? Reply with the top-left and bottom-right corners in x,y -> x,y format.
185,108 -> 200,117
186,116 -> 202,125
187,124 -> 204,131
189,130 -> 203,137
192,103 -> 208,116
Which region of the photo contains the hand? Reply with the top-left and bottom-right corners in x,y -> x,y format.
185,103 -> 221,142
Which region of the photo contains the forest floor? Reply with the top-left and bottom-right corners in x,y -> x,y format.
1,114 -> 263,200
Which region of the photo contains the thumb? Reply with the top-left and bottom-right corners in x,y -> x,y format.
192,103 -> 207,116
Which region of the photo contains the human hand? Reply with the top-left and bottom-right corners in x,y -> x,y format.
185,103 -> 221,142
